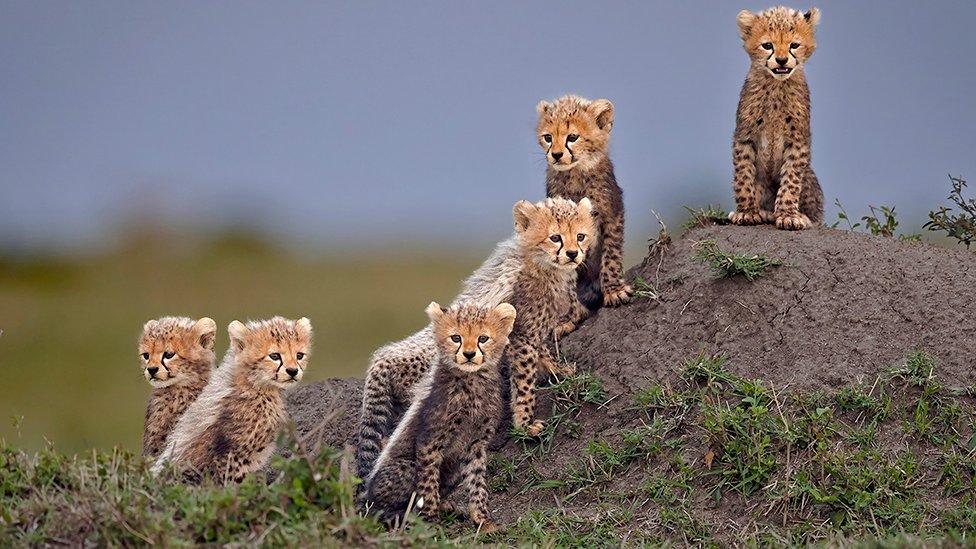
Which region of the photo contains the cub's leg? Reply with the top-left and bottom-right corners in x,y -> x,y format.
773,140 -> 815,230
729,140 -> 766,225
599,210 -> 632,307
461,441 -> 495,530
508,337 -> 544,436
364,457 -> 417,520
415,437 -> 446,519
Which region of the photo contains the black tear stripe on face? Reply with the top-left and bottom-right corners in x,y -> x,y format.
272,355 -> 284,375
454,339 -> 462,358
564,122 -> 576,162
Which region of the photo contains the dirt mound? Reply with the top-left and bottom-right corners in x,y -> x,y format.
287,225 -> 976,543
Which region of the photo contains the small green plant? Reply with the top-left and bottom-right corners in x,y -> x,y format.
925,175 -> 976,250
682,205 -> 730,230
833,199 -> 921,241
631,276 -> 660,300
695,240 -> 783,280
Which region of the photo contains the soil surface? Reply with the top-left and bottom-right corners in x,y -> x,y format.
286,225 -> 976,539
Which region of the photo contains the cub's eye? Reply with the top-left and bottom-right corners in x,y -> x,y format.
567,134 -> 579,143
761,42 -> 774,50
141,352 -> 149,360
790,42 -> 800,49
450,335 -> 462,343
269,353 -> 281,361
542,134 -> 552,143
577,233 -> 586,242
162,351 -> 175,360
549,234 -> 561,243
478,335 -> 489,344
296,352 -> 305,360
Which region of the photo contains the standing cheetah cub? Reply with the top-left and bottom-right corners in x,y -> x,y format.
729,6 -> 825,230
537,95 -> 631,317
365,302 -> 516,530
153,317 -> 312,483
139,316 -> 217,459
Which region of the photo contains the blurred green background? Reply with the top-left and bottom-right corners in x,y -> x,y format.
0,232 -> 484,453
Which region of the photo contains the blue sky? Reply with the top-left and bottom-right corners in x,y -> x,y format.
1,0 -> 974,252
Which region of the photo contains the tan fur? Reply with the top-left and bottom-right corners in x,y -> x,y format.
153,317 -> 312,483
365,303 -> 515,529
730,6 -> 825,230
536,95 -> 631,316
139,316 -> 216,459
354,199 -> 589,478
506,197 -> 595,436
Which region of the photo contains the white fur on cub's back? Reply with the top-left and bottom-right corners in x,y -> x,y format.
152,349 -> 237,473
453,237 -> 521,308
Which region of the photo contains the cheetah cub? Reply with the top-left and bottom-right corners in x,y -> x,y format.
537,95 -> 631,319
355,198 -> 579,479
153,317 -> 312,483
507,197 -> 595,436
139,316 -> 217,459
365,302 -> 516,530
729,6 -> 825,230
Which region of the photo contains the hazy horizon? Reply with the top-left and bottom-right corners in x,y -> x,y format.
2,1 -> 974,253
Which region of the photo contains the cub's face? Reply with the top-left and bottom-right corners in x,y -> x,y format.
536,96 -> 613,172
139,317 -> 216,388
427,302 -> 516,373
514,197 -> 596,269
738,7 -> 820,81
229,317 -> 312,389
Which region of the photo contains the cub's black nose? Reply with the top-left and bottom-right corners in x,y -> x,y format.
551,151 -> 564,161
286,368 -> 299,378
147,367 -> 159,377
463,351 -> 476,361
566,250 -> 578,260
776,57 -> 788,66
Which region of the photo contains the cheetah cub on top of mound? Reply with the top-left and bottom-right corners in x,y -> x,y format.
153,317 -> 312,483
355,197 -> 586,479
537,95 -> 631,318
730,6 -> 825,230
365,302 -> 516,530
139,316 -> 217,459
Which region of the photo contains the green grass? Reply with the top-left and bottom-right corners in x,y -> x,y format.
694,239 -> 783,280
0,233 -> 480,453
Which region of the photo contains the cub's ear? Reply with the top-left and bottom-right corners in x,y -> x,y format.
736,10 -> 756,40
295,317 -> 313,340
589,99 -> 614,131
426,301 -> 447,323
804,7 -> 820,26
536,100 -> 552,116
577,197 -> 594,218
142,319 -> 159,334
491,303 -> 517,337
513,200 -> 537,233
228,320 -> 248,353
193,317 -> 217,351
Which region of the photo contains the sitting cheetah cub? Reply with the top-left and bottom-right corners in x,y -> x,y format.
537,95 -> 631,320
729,6 -> 825,230
139,316 -> 217,459
506,197 -> 595,436
153,317 -> 312,483
365,302 -> 516,530
355,198 -> 581,479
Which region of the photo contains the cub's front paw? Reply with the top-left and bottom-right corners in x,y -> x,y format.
774,212 -> 812,231
554,321 -> 577,339
525,419 -> 546,437
729,210 -> 766,225
603,284 -> 632,307
541,353 -> 577,378
475,520 -> 499,534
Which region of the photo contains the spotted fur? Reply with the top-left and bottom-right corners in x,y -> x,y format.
537,95 -> 631,316
355,198 -> 591,478
153,317 -> 312,483
139,316 -> 216,459
365,302 -> 516,529
729,6 -> 824,230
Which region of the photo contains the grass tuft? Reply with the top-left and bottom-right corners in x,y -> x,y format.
695,240 -> 783,280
